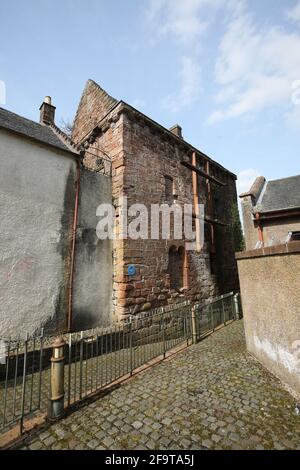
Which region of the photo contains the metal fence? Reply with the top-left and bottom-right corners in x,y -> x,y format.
0,292 -> 241,437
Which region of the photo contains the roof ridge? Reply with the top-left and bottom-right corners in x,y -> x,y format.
0,106 -> 45,130
269,174 -> 300,183
86,79 -> 117,101
47,122 -> 79,154
0,106 -> 78,155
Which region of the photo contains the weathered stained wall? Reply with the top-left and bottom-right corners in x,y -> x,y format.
263,217 -> 300,246
0,128 -> 77,337
241,196 -> 300,250
236,242 -> 300,398
72,169 -> 113,330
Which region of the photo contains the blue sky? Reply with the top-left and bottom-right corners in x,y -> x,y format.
1,0 -> 300,194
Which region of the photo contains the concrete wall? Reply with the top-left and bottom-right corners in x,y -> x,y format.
72,169 -> 113,330
236,242 -> 300,398
0,129 -> 77,337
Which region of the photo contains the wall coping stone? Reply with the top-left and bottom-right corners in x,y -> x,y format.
235,241 -> 300,260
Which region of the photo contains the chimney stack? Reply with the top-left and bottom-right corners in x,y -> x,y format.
169,124 -> 183,139
39,96 -> 56,125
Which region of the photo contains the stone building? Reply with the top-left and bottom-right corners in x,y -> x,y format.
72,79 -> 240,322
0,80 -> 240,336
240,175 -> 300,250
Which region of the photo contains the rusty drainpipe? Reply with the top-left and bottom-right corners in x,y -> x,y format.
67,159 -> 81,332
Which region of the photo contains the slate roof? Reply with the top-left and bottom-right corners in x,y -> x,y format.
255,175 -> 300,213
0,107 -> 77,154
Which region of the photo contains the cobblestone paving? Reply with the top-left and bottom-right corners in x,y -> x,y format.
16,321 -> 300,450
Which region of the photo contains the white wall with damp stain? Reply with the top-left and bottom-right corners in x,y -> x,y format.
0,128 -> 77,338
237,247 -> 300,399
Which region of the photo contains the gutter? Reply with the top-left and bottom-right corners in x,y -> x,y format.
253,207 -> 300,221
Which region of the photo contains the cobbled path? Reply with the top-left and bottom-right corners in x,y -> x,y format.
16,321 -> 300,450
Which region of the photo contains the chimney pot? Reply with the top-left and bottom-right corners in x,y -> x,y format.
169,124 -> 183,139
39,96 -> 56,125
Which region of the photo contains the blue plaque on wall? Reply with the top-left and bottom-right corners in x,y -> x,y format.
127,264 -> 136,276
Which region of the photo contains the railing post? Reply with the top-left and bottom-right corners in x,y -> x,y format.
48,336 -> 65,422
191,305 -> 198,344
233,293 -> 240,320
162,309 -> 166,359
183,309 -> 188,346
79,331 -> 84,399
221,295 -> 226,325
210,304 -> 214,332
20,332 -> 28,434
129,317 -> 133,376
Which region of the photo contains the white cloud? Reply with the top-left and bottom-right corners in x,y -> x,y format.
163,56 -> 201,112
237,168 -> 261,196
287,1 -> 300,24
208,11 -> 300,125
286,101 -> 300,131
145,0 -> 246,45
145,0 -> 246,112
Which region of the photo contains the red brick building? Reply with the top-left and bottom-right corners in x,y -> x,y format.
72,80 -> 239,321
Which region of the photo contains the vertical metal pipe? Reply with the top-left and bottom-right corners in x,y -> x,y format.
3,339 -> 11,426
100,333 -> 103,387
74,338 -> 78,403
191,306 -> 198,344
90,337 -> 94,392
79,331 -> 83,400
186,308 -> 190,345
114,326 -> 117,381
67,334 -> 72,407
234,293 -> 240,320
85,340 -> 88,397
162,310 -> 166,359
221,295 -> 226,326
29,336 -> 36,412
13,339 -> 19,418
129,317 -> 133,376
105,330 -> 108,384
47,337 -> 65,422
96,334 -> 99,390
37,328 -> 44,411
122,326 -> 126,376
20,333 -> 28,434
210,304 -> 214,332
118,325 -> 121,379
